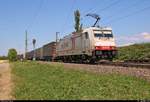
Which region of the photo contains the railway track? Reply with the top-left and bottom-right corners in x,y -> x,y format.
58,60 -> 150,69
40,59 -> 150,69
97,61 -> 150,69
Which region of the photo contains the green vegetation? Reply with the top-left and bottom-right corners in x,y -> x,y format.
115,43 -> 150,61
8,48 -> 17,62
74,10 -> 82,32
0,56 -> 8,60
11,61 -> 150,100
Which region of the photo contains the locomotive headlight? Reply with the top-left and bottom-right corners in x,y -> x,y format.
95,46 -> 99,49
96,51 -> 102,55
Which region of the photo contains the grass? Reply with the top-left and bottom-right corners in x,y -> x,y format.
11,61 -> 150,100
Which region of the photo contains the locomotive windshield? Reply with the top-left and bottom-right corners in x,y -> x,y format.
104,34 -> 113,38
94,33 -> 103,38
94,33 -> 113,38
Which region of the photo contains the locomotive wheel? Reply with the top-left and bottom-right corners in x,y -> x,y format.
89,59 -> 96,64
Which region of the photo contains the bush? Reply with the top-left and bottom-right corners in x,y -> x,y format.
8,48 -> 17,62
116,43 -> 150,61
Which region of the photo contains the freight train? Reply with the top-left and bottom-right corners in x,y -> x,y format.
26,42 -> 56,61
19,26 -> 117,63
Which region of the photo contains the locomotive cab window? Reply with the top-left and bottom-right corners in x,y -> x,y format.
94,33 -> 103,38
104,34 -> 113,38
85,32 -> 89,39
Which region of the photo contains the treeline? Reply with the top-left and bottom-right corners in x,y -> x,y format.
115,43 -> 150,61
0,56 -> 8,60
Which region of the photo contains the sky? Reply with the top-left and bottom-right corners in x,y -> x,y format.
0,0 -> 150,56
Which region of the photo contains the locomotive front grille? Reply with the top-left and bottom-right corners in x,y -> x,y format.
95,50 -> 117,58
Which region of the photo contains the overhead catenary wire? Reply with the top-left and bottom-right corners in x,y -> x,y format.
25,0 -> 44,53
94,0 -> 121,14
61,0 -> 76,35
101,0 -> 145,23
104,5 -> 150,25
26,0 -> 44,30
81,0 -> 121,27
82,0 -> 120,16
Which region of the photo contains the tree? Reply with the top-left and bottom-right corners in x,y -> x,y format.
74,10 -> 82,33
8,48 -> 17,62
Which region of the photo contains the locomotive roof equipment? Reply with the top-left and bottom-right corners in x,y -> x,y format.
86,13 -> 101,27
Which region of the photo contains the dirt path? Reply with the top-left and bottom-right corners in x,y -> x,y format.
40,62 -> 150,82
0,61 -> 13,100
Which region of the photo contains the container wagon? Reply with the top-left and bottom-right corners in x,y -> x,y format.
43,42 -> 56,61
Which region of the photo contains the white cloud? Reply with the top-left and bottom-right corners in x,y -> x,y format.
141,32 -> 150,40
118,43 -> 134,47
116,32 -> 150,46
